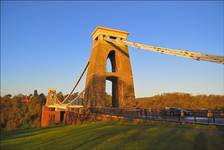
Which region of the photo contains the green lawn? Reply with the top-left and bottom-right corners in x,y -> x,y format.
1,121 -> 224,150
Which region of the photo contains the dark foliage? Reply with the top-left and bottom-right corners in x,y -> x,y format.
0,92 -> 46,131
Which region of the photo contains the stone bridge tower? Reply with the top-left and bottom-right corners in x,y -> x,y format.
85,27 -> 136,108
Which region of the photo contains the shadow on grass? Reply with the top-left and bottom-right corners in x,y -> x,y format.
17,121 -> 125,149
1,125 -> 64,140
1,121 -> 224,150
193,132 -> 208,150
70,124 -> 135,149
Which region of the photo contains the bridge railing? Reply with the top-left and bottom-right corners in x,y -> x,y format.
89,107 -> 224,126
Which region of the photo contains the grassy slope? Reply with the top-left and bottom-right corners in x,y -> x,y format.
1,121 -> 224,150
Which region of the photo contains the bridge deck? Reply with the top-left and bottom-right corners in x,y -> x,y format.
48,104 -> 83,111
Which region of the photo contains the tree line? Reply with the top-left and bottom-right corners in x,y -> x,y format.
0,90 -> 79,131
0,90 -> 46,131
136,92 -> 224,110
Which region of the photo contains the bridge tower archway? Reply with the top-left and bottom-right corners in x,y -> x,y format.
85,27 -> 136,108
105,50 -> 118,107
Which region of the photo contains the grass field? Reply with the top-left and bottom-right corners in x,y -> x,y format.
1,121 -> 224,150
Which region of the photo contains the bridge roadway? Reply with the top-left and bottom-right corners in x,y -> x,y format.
89,107 -> 224,126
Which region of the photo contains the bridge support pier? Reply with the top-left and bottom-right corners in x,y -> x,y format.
41,106 -> 61,127
85,27 -> 136,108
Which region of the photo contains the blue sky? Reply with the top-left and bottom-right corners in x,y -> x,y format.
1,1 -> 224,97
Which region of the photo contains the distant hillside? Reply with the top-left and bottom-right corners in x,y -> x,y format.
136,93 -> 224,110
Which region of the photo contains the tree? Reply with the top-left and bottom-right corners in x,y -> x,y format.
39,93 -> 46,105
56,92 -> 64,102
105,92 -> 112,107
34,90 -> 38,97
5,94 -> 12,98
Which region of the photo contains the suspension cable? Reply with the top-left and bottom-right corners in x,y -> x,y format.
67,90 -> 85,105
62,61 -> 89,104
104,37 -> 224,64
